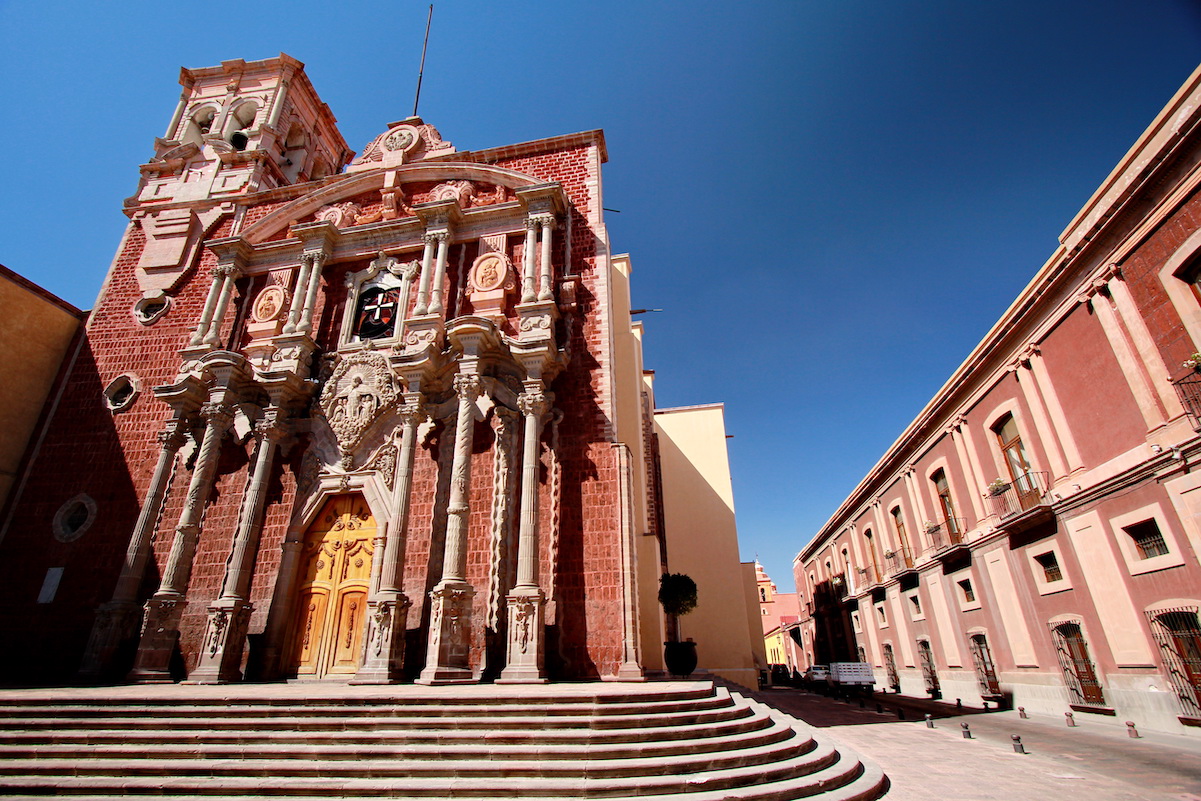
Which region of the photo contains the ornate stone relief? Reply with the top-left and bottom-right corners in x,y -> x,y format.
317,350 -> 401,467
366,444 -> 398,490
430,180 -> 474,207
348,122 -> 455,172
315,202 -> 363,228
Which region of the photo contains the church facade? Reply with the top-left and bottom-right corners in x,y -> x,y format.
0,54 -> 753,686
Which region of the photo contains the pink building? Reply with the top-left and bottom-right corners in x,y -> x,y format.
795,65 -> 1201,734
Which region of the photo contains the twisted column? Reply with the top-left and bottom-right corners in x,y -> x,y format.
191,411 -> 287,684
297,252 -> 326,335
417,372 -> 482,684
413,234 -> 436,315
190,268 -> 227,346
282,256 -> 312,334
354,392 -> 425,684
202,265 -> 242,348
536,215 -> 555,302
499,383 -> 550,683
521,217 -> 538,303
79,421 -> 187,678
130,401 -> 233,682
428,231 -> 451,315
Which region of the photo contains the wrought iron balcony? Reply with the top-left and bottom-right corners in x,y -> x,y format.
925,519 -> 966,556
986,471 -> 1055,535
1173,370 -> 1201,430
884,546 -> 916,577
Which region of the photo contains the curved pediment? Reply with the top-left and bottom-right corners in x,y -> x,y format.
240,162 -> 544,244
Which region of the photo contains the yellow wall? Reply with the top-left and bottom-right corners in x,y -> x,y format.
0,268 -> 81,512
607,254 -> 665,672
655,404 -> 757,687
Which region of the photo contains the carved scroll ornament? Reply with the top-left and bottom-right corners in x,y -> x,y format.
317,350 -> 401,461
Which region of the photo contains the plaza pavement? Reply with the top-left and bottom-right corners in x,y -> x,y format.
746,686 -> 1201,801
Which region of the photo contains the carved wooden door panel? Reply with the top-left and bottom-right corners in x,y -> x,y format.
290,495 -> 376,678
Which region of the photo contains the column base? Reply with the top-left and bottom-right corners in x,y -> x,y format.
415,581 -> 477,685
186,599 -> 253,684
497,589 -> 547,684
128,595 -> 186,683
78,600 -> 143,680
349,594 -> 411,685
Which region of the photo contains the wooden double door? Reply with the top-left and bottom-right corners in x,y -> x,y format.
290,495 -> 377,678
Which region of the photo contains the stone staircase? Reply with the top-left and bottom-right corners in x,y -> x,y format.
0,681 -> 887,800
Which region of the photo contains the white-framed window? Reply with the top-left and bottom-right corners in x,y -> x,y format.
875,601 -> 889,628
339,252 -> 420,351
1028,544 -> 1072,595
906,590 -> 925,621
1110,504 -> 1186,576
950,569 -> 982,611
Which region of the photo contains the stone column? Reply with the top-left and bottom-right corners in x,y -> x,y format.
129,401 -> 233,682
202,265 -> 242,348
413,234 -> 437,315
190,269 -> 228,346
536,215 -> 555,302
297,252 -> 326,335
281,257 -> 312,335
417,373 -> 481,684
79,420 -> 188,678
428,231 -> 451,315
190,412 -> 287,683
353,392 -> 425,684
521,217 -> 538,303
165,91 -> 189,140
498,383 -> 549,683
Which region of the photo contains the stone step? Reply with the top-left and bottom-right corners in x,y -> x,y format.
0,720 -> 799,762
0,695 -> 732,721
0,746 -> 859,798
0,681 -> 888,800
2,705 -> 756,733
0,712 -> 776,748
0,734 -> 824,779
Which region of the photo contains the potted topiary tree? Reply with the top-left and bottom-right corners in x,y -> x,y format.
659,572 -> 699,678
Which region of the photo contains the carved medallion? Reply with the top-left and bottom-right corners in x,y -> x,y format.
430,180 -> 474,207
318,351 -> 401,460
470,252 -> 510,293
384,125 -> 420,153
251,286 -> 287,323
315,202 -> 363,228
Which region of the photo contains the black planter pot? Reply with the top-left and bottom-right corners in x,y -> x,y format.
663,640 -> 698,678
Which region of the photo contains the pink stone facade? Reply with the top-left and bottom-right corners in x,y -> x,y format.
796,65 -> 1201,734
0,54 -> 674,686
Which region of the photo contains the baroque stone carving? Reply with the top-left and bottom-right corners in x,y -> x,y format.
318,351 -> 401,462
470,252 -> 512,293
315,202 -> 363,228
367,444 -> 398,490
251,286 -> 287,323
430,180 -> 474,207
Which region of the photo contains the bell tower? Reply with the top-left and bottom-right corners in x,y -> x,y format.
137,53 -> 352,206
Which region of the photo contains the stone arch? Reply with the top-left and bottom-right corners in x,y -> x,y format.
239,163 -> 545,244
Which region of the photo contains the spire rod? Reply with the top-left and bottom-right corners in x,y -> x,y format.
412,4 -> 433,118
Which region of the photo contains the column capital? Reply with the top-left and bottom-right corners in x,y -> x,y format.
212,263 -> 243,281
157,421 -> 188,449
453,372 -> 482,401
254,409 -> 288,443
529,212 -> 556,230
423,229 -> 451,245
200,401 -> 234,428
400,391 -> 427,424
517,385 -> 550,419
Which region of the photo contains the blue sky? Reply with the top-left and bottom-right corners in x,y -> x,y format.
2,1 -> 1201,588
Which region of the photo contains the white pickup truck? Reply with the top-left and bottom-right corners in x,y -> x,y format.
828,662 -> 876,686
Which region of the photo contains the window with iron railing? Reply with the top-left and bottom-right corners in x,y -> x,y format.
1147,607 -> 1201,719
1124,519 -> 1170,559
986,471 -> 1050,519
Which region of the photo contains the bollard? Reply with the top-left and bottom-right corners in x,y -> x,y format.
961,722 -> 972,739
1012,735 -> 1026,754
897,707 -> 906,720
876,703 -> 883,714
956,698 -> 963,710
1126,721 -> 1140,739
1018,706 -> 1028,719
925,713 -> 934,728
1065,711 -> 1076,727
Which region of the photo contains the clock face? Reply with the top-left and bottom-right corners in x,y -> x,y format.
355,286 -> 400,339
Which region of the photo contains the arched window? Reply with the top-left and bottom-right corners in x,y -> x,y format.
931,469 -> 960,538
864,529 -> 881,583
1147,608 -> 1201,718
226,101 -> 259,151
890,506 -> 912,565
1050,622 -> 1105,707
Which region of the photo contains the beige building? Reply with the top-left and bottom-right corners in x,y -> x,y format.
0,264 -> 84,517
610,254 -> 759,686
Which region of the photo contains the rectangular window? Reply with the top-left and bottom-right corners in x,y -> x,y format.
876,603 -> 888,626
957,578 -> 975,603
1034,551 -> 1063,582
909,594 -> 922,617
1125,519 -> 1170,559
